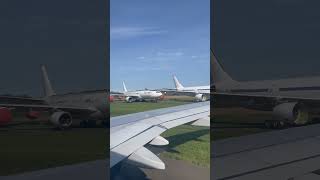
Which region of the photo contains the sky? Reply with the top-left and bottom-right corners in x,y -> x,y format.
0,0 -> 108,97
212,0 -> 320,81
110,0 -> 210,91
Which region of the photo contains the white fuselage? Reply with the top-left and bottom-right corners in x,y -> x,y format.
124,90 -> 163,101
177,85 -> 210,94
216,76 -> 320,100
45,90 -> 109,119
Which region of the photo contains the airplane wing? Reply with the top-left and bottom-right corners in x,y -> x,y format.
110,101 -> 210,169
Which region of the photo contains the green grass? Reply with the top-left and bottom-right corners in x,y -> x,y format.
110,100 -> 190,117
0,126 -> 107,175
161,125 -> 210,167
111,100 -> 210,167
211,108 -> 273,141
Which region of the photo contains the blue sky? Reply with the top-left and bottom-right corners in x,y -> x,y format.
111,0 -> 210,91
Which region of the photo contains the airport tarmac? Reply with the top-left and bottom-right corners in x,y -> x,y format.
112,157 -> 210,180
211,123 -> 320,180
0,157 -> 209,180
0,160 -> 107,180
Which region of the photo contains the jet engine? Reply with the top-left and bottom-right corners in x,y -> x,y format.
272,102 -> 309,125
195,94 -> 207,102
125,97 -> 133,103
0,107 -> 12,126
49,111 -> 72,129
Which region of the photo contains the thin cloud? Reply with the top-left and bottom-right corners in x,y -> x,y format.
111,27 -> 167,39
136,56 -> 145,60
156,51 -> 184,57
136,50 -> 185,63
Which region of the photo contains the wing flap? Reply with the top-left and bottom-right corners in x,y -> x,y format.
191,116 -> 210,126
127,146 -> 165,170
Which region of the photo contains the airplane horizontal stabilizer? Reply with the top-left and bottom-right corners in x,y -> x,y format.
127,146 -> 165,170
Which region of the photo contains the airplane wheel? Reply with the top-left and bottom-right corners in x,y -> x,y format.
87,120 -> 96,127
101,121 -> 109,127
80,120 -> 97,128
80,120 -> 87,128
265,120 -> 286,129
202,96 -> 207,102
264,120 -> 272,129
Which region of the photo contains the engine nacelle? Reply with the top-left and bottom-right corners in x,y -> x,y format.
49,111 -> 72,129
195,94 -> 207,102
273,102 -> 309,125
125,97 -> 133,103
0,107 -> 12,125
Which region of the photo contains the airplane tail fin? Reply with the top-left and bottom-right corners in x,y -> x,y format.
41,65 -> 55,97
173,76 -> 184,90
211,49 -> 236,85
123,81 -> 128,92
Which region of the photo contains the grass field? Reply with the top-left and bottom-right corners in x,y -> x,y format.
212,108 -> 273,141
0,125 -> 107,175
111,100 -> 210,167
110,100 -> 190,117
160,125 -> 210,167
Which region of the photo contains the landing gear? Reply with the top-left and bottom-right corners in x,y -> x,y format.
80,120 -> 97,128
264,120 -> 286,129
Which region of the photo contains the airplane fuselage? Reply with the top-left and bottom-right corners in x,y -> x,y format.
216,76 -> 320,100
44,90 -> 108,120
177,86 -> 210,94
124,90 -> 163,102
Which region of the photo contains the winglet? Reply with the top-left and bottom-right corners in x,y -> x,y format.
127,147 -> 165,169
41,65 -> 56,97
173,75 -> 184,90
122,81 -> 128,92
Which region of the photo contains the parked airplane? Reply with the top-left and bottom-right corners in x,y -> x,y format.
110,101 -> 209,172
0,65 -> 108,129
173,75 -> 210,101
122,81 -> 163,103
212,49 -> 320,128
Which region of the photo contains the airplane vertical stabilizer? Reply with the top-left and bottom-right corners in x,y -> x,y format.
211,49 -> 236,85
41,65 -> 55,97
123,81 -> 128,92
173,76 -> 184,90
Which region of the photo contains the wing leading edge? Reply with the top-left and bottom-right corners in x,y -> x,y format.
110,102 -> 210,169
